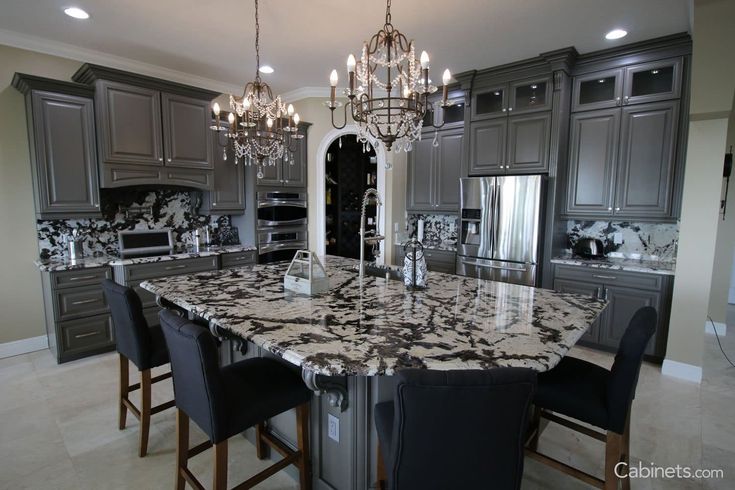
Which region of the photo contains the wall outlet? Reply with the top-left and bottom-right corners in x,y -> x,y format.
327,413 -> 340,443
613,232 -> 624,245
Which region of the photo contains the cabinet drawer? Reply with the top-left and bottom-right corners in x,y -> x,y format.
124,256 -> 218,281
60,314 -> 114,356
52,268 -> 111,289
221,251 -> 256,268
54,285 -> 109,321
423,249 -> 456,264
554,264 -> 663,291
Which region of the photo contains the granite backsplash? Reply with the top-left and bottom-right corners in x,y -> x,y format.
566,220 -> 679,261
405,214 -> 458,247
37,188 -> 238,259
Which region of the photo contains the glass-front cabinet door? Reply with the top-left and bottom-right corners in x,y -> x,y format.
509,78 -> 551,114
623,58 -> 682,106
572,68 -> 624,112
472,86 -> 507,120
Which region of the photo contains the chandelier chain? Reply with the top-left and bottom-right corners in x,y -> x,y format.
254,0 -> 261,80
385,0 -> 392,26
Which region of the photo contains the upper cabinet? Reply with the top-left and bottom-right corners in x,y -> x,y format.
472,77 -> 552,120
572,57 -> 682,112
407,127 -> 464,213
72,64 -> 218,190
256,125 -> 309,189
200,128 -> 245,215
13,74 -> 101,219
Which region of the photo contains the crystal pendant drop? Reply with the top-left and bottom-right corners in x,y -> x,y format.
432,131 -> 439,148
223,148 -> 227,161
257,167 -> 264,179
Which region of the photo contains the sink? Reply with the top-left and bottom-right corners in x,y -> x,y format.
360,264 -> 403,281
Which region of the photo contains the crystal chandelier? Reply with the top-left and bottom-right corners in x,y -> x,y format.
326,0 -> 452,152
211,0 -> 301,178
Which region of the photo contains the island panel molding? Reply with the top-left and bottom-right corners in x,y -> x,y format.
141,256 -> 607,377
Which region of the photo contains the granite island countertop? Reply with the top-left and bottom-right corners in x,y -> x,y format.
35,245 -> 257,272
550,255 -> 676,276
141,256 -> 607,376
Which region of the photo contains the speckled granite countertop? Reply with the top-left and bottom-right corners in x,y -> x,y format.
141,255 -> 607,376
35,245 -> 257,272
551,255 -> 676,276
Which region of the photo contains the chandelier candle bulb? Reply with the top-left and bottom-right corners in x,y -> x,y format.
442,69 -> 451,104
294,113 -> 300,126
420,51 -> 430,69
228,112 -> 236,131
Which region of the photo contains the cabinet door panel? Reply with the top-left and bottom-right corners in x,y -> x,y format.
204,132 -> 245,214
407,137 -> 435,211
31,91 -> 100,217
472,86 -> 508,120
97,81 -> 163,165
507,112 -> 551,173
509,78 -> 552,114
615,101 -> 678,218
601,286 -> 662,355
572,68 -> 624,112
624,58 -> 682,106
469,119 -> 507,176
257,160 -> 283,187
565,109 -> 619,216
435,128 -> 463,211
283,134 -> 307,187
553,278 -> 602,343
162,93 -> 213,169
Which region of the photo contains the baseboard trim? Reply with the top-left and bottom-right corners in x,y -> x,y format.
661,359 -> 702,383
705,321 -> 727,336
0,335 -> 48,359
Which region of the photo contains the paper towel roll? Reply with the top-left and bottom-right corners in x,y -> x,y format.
417,219 -> 424,242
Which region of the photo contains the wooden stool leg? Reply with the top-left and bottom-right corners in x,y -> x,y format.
255,422 -> 267,460
605,431 -> 623,490
213,440 -> 228,490
139,369 -> 151,457
296,402 -> 312,490
118,354 -> 129,430
377,443 -> 387,490
175,409 -> 189,490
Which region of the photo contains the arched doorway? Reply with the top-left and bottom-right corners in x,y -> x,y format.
315,127 -> 387,262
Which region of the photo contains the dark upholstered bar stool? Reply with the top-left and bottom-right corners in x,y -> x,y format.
101,279 -> 175,457
374,367 -> 536,490
526,306 -> 657,490
159,309 -> 313,490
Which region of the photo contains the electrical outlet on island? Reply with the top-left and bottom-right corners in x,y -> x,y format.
328,413 -> 340,442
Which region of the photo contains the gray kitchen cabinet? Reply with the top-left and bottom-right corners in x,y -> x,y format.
72,64 -> 219,190
614,101 -> 678,218
469,113 -> 550,175
201,130 -> 245,215
220,250 -> 257,268
553,264 -> 672,359
468,118 -> 507,175
507,112 -> 551,173
407,127 -> 463,212
572,57 -> 682,112
13,74 -> 101,219
472,77 -> 551,120
40,267 -> 114,363
96,80 -> 164,166
161,92 -> 213,169
472,86 -> 508,120
565,108 -> 620,216
393,245 -> 456,274
256,126 -> 309,189
565,101 -> 678,220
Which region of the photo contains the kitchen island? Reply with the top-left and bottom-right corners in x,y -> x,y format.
141,256 -> 606,490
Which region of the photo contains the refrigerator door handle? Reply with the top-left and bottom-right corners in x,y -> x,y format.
460,259 -> 529,272
493,179 -> 501,256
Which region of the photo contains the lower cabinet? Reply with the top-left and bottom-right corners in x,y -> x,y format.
553,264 -> 672,359
393,245 -> 456,274
41,267 -> 115,363
220,250 -> 257,268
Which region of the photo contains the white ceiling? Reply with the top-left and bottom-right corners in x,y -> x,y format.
0,0 -> 691,97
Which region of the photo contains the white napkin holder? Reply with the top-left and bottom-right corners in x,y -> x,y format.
284,250 -> 330,295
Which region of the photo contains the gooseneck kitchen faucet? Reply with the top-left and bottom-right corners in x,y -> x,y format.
359,188 -> 385,280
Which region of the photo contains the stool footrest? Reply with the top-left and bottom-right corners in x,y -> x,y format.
151,399 -> 175,415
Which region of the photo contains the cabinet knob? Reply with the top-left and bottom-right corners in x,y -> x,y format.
615,97 -> 621,106
95,203 -> 100,208
167,158 -> 172,163
508,107 -> 513,112
615,207 -> 620,212
158,157 -> 163,162
285,179 -> 289,183
607,207 -> 613,211
623,96 -> 629,105
502,108 -> 507,112
212,202 -> 217,206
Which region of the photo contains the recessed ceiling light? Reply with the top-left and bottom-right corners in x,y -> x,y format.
258,65 -> 274,74
64,7 -> 90,19
605,29 -> 627,40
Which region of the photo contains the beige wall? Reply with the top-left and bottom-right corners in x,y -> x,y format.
666,0 -> 735,369
0,45 -> 84,344
707,104 -> 735,324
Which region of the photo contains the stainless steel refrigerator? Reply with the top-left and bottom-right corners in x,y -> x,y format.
455,176 -> 545,286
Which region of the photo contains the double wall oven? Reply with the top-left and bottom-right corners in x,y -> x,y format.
256,191 -> 308,263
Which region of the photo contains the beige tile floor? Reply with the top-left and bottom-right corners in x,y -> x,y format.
1,306 -> 733,489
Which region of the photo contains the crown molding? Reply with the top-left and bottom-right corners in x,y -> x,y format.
280,86 -> 331,102
0,28 -> 242,95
